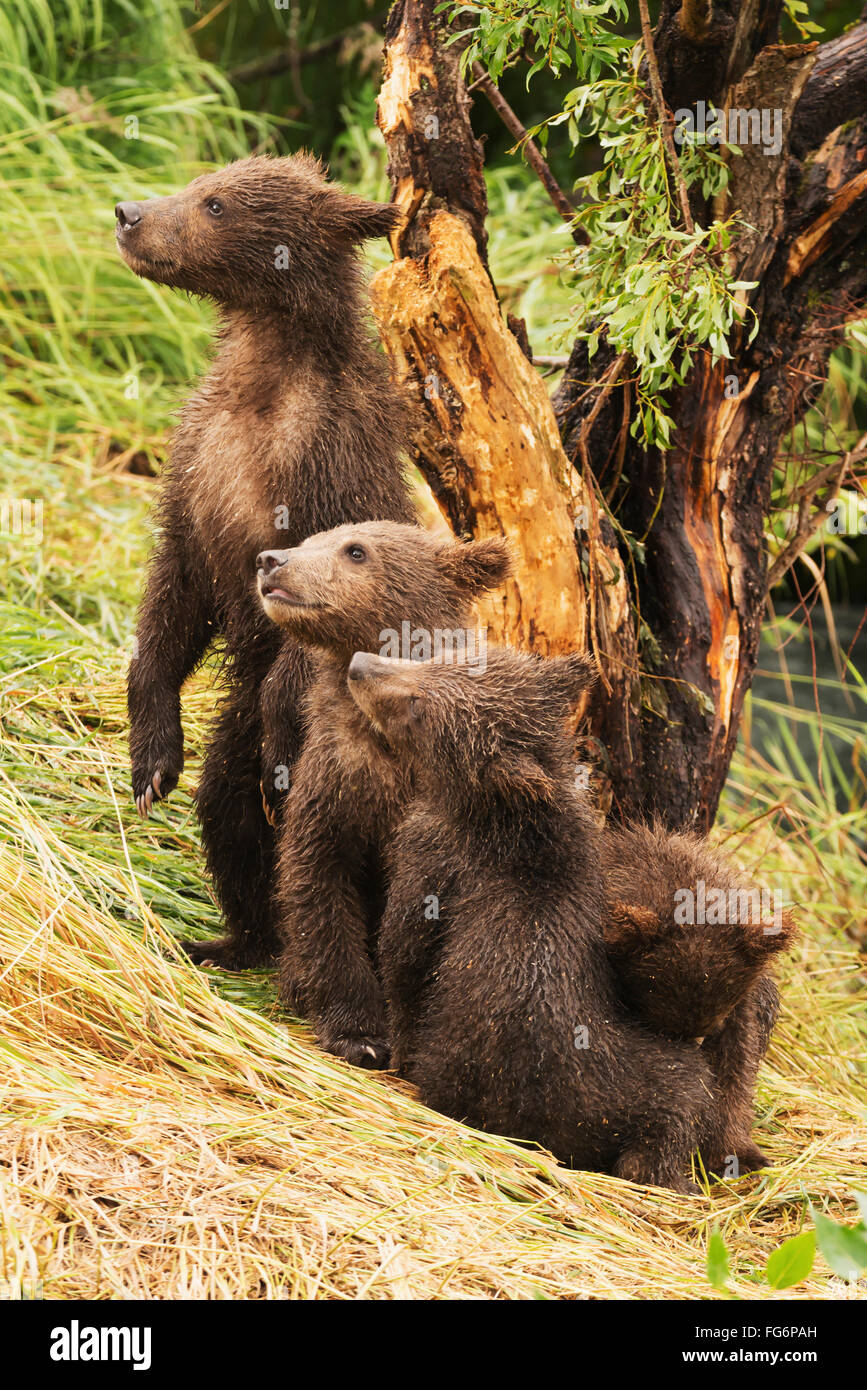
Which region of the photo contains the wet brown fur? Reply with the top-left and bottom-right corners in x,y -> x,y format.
601,823 -> 797,1172
348,647 -> 716,1192
117,155 -> 413,968
258,523 -> 792,1175
256,521 -> 512,1067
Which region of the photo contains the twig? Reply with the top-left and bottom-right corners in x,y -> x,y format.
187,0 -> 233,35
571,351 -> 632,464
636,0 -> 695,233
470,62 -> 589,246
229,18 -> 385,86
604,375 -> 633,504
766,430 -> 867,590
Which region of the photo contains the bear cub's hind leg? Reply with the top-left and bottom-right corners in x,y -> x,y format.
182,679 -> 282,970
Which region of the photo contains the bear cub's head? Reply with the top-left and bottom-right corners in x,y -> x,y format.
256,522 -> 512,660
346,646 -> 595,806
115,154 -> 397,310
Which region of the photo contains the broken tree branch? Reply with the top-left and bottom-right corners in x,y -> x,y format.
678,0 -> 714,42
790,20 -> 867,158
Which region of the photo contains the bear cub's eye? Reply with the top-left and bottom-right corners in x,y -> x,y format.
206,198 -> 224,217
345,544 -> 367,563
408,696 -> 423,719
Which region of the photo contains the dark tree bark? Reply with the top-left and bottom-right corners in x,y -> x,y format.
557,16 -> 867,828
373,1 -> 867,829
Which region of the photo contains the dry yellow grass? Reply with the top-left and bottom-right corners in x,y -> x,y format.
0,674 -> 864,1300
1,0 -> 863,1301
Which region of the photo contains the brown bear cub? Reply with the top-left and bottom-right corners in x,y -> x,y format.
256,520 -> 790,1171
255,521 -> 511,1068
602,825 -> 796,1173
116,154 -> 412,968
602,824 -> 796,1041
347,646 -> 718,1191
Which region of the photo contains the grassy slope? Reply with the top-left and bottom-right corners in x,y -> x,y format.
1,2 -> 865,1301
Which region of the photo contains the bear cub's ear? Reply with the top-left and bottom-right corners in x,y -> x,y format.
437,536 -> 513,595
316,189 -> 400,243
491,751 -> 558,805
541,652 -> 597,711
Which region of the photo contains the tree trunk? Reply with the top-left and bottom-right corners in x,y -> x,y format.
373,0 -> 867,828
372,0 -> 641,811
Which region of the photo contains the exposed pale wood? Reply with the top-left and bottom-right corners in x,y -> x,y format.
376,0 -> 488,264
371,211 -> 593,655
374,0 -> 640,803
374,0 -> 867,828
678,0 -> 714,42
558,9 -> 867,826
785,168 -> 867,283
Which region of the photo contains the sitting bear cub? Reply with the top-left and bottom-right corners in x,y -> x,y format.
603,823 -> 796,1041
256,521 -> 511,1069
258,521 -> 792,1175
347,645 -> 719,1192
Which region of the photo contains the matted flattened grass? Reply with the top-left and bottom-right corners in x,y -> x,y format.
0,650 -> 865,1298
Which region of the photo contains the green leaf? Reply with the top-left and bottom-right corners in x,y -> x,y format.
707,1228 -> 730,1291
811,1207 -> 867,1279
766,1231 -> 815,1289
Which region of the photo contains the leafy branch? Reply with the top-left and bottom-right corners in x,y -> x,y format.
447,1 -> 757,449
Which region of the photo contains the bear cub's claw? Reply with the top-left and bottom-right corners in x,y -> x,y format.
179,935 -> 278,971
704,1140 -> 771,1178
734,1141 -> 771,1173
325,1034 -> 391,1070
133,766 -> 180,819
131,721 -> 183,817
259,780 -> 278,829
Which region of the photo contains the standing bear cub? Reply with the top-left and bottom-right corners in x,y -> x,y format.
347,646 -> 716,1191
116,155 -> 413,968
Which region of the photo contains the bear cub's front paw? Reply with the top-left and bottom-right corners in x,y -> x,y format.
323,1032 -> 391,1070
131,723 -> 184,818
180,935 -> 280,971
